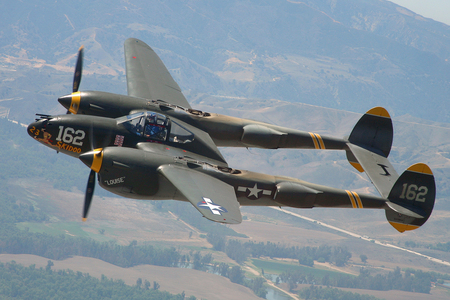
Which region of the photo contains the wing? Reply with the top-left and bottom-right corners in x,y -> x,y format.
136,141 -> 227,168
124,38 -> 191,108
159,165 -> 242,224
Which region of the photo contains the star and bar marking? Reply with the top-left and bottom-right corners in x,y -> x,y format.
237,183 -> 272,199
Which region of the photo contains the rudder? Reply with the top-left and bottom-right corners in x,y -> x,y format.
385,163 -> 436,232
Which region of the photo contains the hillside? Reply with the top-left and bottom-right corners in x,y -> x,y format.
1,0 -> 450,123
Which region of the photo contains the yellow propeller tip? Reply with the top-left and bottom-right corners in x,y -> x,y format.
82,218 -> 87,222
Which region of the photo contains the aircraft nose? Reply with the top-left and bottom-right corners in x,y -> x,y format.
27,120 -> 45,139
27,122 -> 36,138
58,92 -> 80,114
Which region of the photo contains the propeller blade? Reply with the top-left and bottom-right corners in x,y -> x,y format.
83,169 -> 96,221
73,45 -> 84,93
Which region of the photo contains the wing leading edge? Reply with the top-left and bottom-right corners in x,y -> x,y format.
124,38 -> 191,108
159,165 -> 242,224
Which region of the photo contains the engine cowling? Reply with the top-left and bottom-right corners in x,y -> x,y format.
80,147 -> 175,199
241,124 -> 286,149
274,182 -> 320,208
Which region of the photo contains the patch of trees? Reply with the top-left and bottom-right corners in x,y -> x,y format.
207,233 -> 352,267
280,267 -> 433,294
0,228 -> 182,268
429,241 -> 450,252
0,193 -> 48,224
0,226 -> 216,272
404,240 -> 450,257
183,251 -> 213,271
299,285 -> 382,300
0,260 -> 192,300
211,262 -> 267,298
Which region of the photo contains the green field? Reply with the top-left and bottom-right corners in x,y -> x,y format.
251,258 -> 351,279
16,222 -> 113,242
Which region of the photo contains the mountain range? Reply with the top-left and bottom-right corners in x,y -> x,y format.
1,0 -> 450,123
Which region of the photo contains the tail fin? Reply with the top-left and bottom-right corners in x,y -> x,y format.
345,108 -> 435,232
385,163 -> 436,232
346,107 -> 398,198
346,107 -> 393,173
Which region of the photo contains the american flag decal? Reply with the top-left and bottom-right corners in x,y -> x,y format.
114,135 -> 124,147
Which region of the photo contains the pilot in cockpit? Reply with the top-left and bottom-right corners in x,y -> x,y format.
144,113 -> 166,140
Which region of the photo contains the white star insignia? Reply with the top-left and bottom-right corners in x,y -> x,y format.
247,183 -> 262,198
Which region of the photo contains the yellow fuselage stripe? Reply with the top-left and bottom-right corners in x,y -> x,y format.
352,191 -> 363,209
346,190 -> 357,208
309,132 -> 320,149
315,133 -> 326,149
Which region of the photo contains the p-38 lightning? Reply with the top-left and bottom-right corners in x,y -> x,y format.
28,38 -> 435,233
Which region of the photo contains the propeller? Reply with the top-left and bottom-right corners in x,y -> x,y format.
79,148 -> 103,221
62,45 -> 84,114
73,45 -> 84,93
79,123 -> 103,222
83,170 -> 96,221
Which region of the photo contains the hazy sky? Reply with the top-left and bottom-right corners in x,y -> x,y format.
389,0 -> 450,25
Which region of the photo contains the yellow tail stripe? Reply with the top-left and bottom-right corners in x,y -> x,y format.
315,133 -> 326,149
309,132 -> 320,149
346,190 -> 357,208
352,191 -> 363,209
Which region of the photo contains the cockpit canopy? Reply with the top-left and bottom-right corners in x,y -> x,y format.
117,111 -> 194,143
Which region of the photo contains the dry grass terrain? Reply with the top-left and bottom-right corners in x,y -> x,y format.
8,177 -> 450,299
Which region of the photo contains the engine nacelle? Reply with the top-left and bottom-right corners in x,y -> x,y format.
241,124 -> 286,149
274,182 -> 320,208
58,91 -> 146,118
81,147 -> 175,199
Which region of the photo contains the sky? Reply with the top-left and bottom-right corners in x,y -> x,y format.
389,0 -> 450,25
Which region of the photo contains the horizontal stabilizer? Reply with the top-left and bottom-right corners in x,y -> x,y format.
347,143 -> 399,198
158,165 -> 242,224
385,163 -> 436,232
